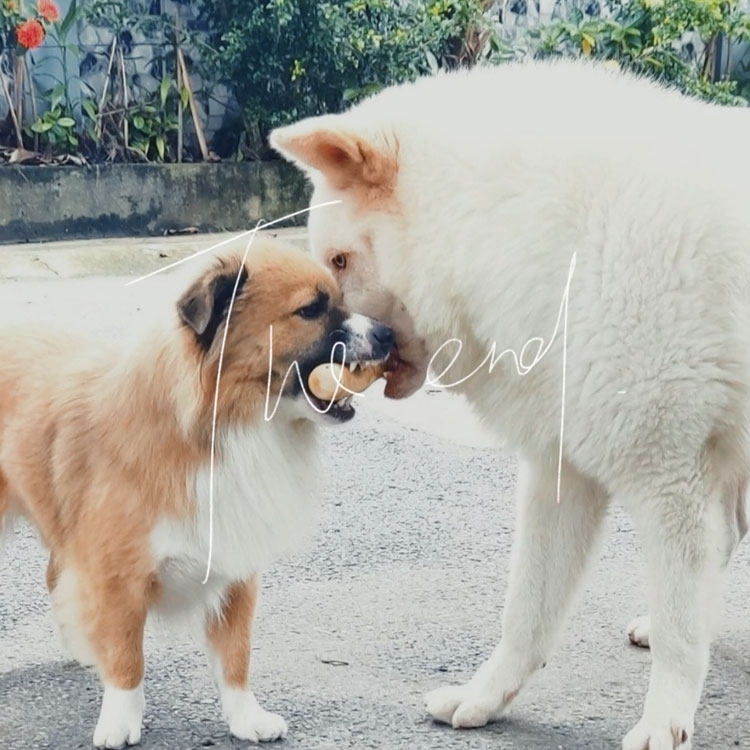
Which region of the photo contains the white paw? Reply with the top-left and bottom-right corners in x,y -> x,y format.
228,706 -> 288,743
425,684 -> 471,724
627,615 -> 651,649
93,683 -> 144,748
424,683 -> 504,729
623,714 -> 692,750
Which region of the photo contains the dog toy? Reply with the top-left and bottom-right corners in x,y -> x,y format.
308,362 -> 384,401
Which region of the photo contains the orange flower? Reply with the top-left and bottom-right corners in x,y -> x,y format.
3,0 -> 18,12
16,18 -> 45,49
37,0 -> 60,22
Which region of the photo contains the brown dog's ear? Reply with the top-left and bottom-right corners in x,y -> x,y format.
269,116 -> 396,191
178,261 -> 249,350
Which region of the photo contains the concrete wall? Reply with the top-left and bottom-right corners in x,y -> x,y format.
0,162 -> 311,244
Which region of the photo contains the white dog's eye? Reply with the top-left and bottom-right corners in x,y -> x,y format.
331,253 -> 347,271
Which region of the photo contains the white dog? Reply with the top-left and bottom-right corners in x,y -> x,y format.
271,60 -> 750,749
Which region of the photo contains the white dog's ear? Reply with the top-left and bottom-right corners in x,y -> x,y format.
270,116 -> 396,190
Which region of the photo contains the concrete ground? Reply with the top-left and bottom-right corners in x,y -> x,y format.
1,232 -> 750,750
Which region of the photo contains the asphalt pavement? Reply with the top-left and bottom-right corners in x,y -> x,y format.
1,234 -> 750,750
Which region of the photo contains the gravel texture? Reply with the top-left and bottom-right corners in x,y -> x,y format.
1,271 -> 750,750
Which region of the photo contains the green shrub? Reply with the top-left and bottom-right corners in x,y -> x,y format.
493,0 -> 750,106
198,0 -> 488,155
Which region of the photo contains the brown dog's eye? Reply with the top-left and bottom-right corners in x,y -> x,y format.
295,292 -> 329,320
331,253 -> 347,270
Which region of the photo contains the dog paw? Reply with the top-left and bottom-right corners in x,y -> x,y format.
451,695 -> 499,729
94,690 -> 143,749
623,715 -> 692,750
93,684 -> 144,748
228,706 -> 288,743
627,615 -> 651,649
425,683 -> 503,729
425,684 -> 471,724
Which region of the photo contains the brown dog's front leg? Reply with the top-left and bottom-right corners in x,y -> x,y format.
206,576 -> 288,743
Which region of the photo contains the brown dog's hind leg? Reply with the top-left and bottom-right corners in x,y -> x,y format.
83,566 -> 148,749
45,553 -> 59,592
0,470 -> 9,546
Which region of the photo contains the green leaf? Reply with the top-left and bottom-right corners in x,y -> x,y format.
82,99 -> 97,121
57,117 -> 75,128
32,121 -> 54,133
155,134 -> 165,160
159,77 -> 170,108
133,115 -> 146,130
180,86 -> 189,109
60,0 -> 78,37
50,83 -> 65,112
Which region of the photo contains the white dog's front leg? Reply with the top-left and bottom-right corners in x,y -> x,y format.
425,457 -> 609,729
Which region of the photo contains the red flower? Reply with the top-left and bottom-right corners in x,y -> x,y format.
37,0 -> 59,22
16,19 -> 45,49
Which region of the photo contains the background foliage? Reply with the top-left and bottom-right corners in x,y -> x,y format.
494,0 -> 750,106
197,0 -> 486,156
1,0 -> 748,164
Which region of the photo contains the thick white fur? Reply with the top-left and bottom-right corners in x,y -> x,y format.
273,60 -> 750,748
151,416 -> 321,613
152,415 -> 319,741
54,414 -> 320,746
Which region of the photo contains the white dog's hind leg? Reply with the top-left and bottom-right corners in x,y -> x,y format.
425,457 -> 609,728
621,477 -> 734,750
627,614 -> 651,649
625,472 -> 747,657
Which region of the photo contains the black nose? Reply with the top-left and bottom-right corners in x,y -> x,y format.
368,323 -> 395,358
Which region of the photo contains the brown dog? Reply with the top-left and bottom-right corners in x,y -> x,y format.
0,239 -> 393,747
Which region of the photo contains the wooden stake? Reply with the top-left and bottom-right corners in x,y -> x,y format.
13,55 -> 24,129
96,37 -> 118,139
0,55 -> 23,147
174,15 -> 183,163
118,45 -> 129,150
23,55 -> 38,151
176,45 -> 209,161
176,51 -> 183,163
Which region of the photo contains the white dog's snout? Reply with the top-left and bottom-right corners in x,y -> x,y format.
344,313 -> 376,338
342,314 -> 394,361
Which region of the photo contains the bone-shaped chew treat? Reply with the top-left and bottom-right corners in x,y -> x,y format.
308,362 -> 385,401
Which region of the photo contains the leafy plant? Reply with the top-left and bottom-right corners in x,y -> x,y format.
127,77 -> 181,161
82,0 -> 167,38
494,0 -> 750,106
198,0 -> 489,154
27,82 -> 78,150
